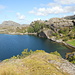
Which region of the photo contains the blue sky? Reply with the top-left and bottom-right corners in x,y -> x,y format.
0,0 -> 75,24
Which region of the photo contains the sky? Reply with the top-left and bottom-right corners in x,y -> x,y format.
0,0 -> 75,24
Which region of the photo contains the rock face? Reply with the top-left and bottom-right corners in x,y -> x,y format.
38,29 -> 54,39
48,18 -> 74,27
38,30 -> 63,42
46,18 -> 75,33
48,58 -> 75,75
37,31 -> 47,38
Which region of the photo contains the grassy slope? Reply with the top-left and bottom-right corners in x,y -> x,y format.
0,51 -> 69,75
66,39 -> 75,46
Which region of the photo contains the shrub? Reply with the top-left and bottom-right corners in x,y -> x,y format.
52,33 -> 58,36
45,20 -> 48,22
58,30 -> 65,34
21,49 -> 33,57
50,51 -> 62,57
27,27 -> 34,33
68,55 -> 75,64
63,38 -> 68,41
33,50 -> 45,53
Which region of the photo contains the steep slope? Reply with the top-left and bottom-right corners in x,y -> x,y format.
0,51 -> 75,75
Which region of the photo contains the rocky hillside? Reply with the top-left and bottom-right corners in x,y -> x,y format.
30,17 -> 75,42
0,50 -> 75,75
31,17 -> 75,28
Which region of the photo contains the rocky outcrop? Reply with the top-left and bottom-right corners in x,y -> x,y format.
48,58 -> 75,75
38,29 -> 55,39
31,18 -> 75,33
46,18 -> 75,33
38,30 -> 63,43
37,31 -> 47,38
47,18 -> 74,27
31,18 -> 75,28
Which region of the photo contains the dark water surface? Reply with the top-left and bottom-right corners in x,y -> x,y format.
0,34 -> 73,60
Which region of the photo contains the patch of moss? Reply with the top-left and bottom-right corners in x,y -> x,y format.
66,39 -> 75,46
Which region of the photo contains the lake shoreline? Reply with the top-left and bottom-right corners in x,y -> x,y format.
37,31 -> 75,50
1,32 -> 75,50
48,38 -> 75,50
0,32 -> 37,35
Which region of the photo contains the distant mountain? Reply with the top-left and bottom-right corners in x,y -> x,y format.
1,21 -> 20,26
64,15 -> 75,20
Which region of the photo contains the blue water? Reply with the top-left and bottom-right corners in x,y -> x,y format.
0,34 -> 72,60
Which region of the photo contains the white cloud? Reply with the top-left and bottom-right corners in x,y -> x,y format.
64,6 -> 75,13
29,10 -> 35,14
47,3 -> 61,7
74,11 -> 75,14
34,18 -> 41,21
29,6 -> 75,16
16,13 -> 26,20
29,0 -> 75,16
54,0 -> 75,5
0,5 -> 5,9
16,12 -> 20,16
29,8 -> 45,16
49,6 -> 64,14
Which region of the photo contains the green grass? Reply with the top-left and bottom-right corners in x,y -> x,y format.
66,39 -> 75,46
